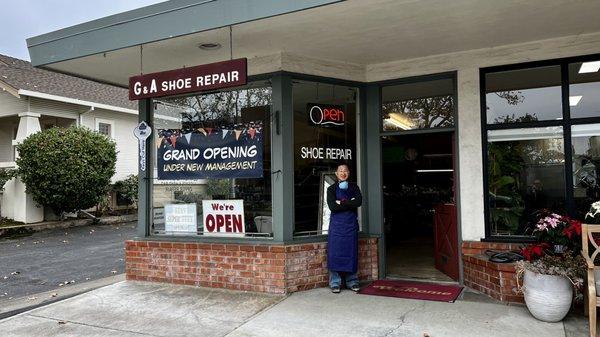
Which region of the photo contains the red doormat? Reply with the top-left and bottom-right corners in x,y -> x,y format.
358,280 -> 463,303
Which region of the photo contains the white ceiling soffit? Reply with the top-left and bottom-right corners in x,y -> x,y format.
42,0 -> 600,86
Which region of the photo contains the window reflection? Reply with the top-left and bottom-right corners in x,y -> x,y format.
487,127 -> 565,236
381,78 -> 454,131
293,81 -> 359,235
569,60 -> 600,119
486,66 -> 562,124
151,82 -> 273,237
572,124 -> 600,219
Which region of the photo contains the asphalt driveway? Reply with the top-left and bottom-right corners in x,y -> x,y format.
0,222 -> 136,301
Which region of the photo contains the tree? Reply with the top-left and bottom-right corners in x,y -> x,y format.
382,95 -> 454,129
158,87 -> 272,128
16,126 -> 117,215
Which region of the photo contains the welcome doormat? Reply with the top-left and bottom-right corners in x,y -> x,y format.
358,280 -> 463,303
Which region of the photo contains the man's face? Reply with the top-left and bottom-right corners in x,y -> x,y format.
335,165 -> 350,181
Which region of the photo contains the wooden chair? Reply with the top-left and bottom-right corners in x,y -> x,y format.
582,224 -> 600,337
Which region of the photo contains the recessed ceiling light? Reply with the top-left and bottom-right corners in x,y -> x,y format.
569,95 -> 582,106
578,61 -> 600,73
198,43 -> 221,50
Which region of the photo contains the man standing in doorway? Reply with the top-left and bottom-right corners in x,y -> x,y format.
327,163 -> 363,293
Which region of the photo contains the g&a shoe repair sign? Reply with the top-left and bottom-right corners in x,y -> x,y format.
202,200 -> 245,236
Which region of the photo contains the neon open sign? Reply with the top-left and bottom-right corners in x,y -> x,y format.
307,104 -> 345,127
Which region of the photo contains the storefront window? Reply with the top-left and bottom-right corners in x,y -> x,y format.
485,66 -> 562,124
572,124 -> 600,219
381,78 -> 454,131
487,127 -> 565,236
293,81 -> 359,236
569,60 -> 600,119
483,58 -> 600,239
151,82 -> 273,237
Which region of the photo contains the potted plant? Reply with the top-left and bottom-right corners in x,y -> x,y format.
517,211 -> 586,322
585,201 -> 600,224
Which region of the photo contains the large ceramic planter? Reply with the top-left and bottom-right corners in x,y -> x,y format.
522,269 -> 573,322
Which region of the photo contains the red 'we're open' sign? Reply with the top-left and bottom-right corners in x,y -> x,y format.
202,200 -> 245,236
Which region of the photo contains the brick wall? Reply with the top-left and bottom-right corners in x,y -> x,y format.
462,241 -> 523,303
126,237 -> 378,294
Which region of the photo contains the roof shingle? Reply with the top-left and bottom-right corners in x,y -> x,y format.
0,54 -> 135,110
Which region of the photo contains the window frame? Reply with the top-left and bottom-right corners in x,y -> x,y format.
148,79 -> 276,240
95,118 -> 115,139
289,74 -> 365,238
481,53 -> 600,242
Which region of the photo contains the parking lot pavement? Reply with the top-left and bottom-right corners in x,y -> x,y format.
0,222 -> 136,301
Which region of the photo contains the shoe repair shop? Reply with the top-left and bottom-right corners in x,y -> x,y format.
27,0 -> 600,302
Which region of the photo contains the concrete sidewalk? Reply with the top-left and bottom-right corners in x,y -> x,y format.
0,281 -> 588,337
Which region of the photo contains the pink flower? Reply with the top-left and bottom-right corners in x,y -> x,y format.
547,217 -> 560,228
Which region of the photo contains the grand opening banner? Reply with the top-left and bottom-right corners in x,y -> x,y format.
157,123 -> 263,180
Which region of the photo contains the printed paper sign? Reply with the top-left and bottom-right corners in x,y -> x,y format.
164,204 -> 197,234
202,200 -> 245,236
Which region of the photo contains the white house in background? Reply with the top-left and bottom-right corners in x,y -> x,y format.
0,54 -> 138,223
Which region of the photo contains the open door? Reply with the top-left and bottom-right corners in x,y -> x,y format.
433,203 -> 459,281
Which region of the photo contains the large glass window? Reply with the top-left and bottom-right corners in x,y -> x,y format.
381,78 -> 454,131
572,124 -> 600,219
293,81 -> 359,236
483,56 -> 600,239
151,82 -> 272,237
485,66 -> 562,124
487,127 -> 565,236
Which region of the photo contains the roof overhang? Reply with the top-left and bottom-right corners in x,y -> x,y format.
27,0 -> 600,86
18,90 -> 138,114
27,0 -> 342,67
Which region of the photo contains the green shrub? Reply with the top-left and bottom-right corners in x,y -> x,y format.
114,174 -> 138,207
16,126 -> 117,214
0,168 -> 16,191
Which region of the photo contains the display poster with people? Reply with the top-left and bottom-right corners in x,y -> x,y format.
156,122 -> 263,180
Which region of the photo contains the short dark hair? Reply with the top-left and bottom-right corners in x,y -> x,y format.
336,163 -> 350,171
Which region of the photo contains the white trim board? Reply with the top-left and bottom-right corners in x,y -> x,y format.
18,90 -> 137,115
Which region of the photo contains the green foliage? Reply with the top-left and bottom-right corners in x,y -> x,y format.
16,126 -> 117,214
207,179 -> 232,198
114,174 -> 139,207
488,142 -> 525,232
0,168 -> 17,191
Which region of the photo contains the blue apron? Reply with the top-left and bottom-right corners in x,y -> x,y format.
327,184 -> 359,273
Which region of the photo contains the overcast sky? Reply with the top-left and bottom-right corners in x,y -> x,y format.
0,0 -> 165,61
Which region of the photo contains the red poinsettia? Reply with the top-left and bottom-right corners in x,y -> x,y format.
521,243 -> 550,261
563,218 -> 582,240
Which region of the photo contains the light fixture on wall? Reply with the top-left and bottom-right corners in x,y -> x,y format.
198,43 -> 221,50
579,61 -> 600,73
569,95 -> 583,106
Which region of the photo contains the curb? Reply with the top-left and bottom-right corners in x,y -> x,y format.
0,274 -> 126,320
0,214 -> 137,238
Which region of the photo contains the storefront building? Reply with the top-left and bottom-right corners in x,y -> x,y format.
28,0 -> 600,301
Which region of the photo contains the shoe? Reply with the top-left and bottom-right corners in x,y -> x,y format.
331,286 -> 341,293
350,284 -> 360,292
